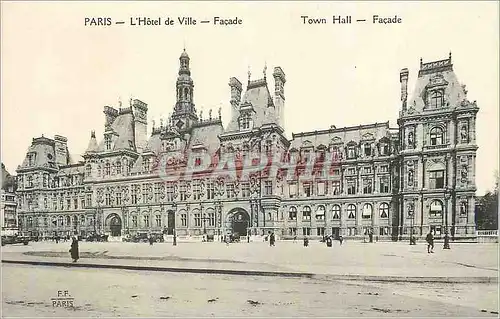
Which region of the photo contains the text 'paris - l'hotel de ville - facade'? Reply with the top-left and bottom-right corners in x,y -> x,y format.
15,50 -> 479,241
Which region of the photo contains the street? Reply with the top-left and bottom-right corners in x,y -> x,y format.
2,264 -> 498,318
1,241 -> 498,317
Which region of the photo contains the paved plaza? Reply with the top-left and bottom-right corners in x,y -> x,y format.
1,240 -> 499,317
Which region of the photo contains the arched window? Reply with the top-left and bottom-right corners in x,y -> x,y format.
58,216 -> 64,226
288,207 -> 297,220
430,127 -> 444,146
80,215 -> 85,225
347,204 -> 356,219
362,204 -> 373,219
429,90 -> 444,108
184,88 -> 189,101
302,206 -> 311,221
105,162 -> 111,176
116,161 -> 122,175
27,217 -> 33,227
316,206 -> 325,220
429,200 -> 443,217
332,205 -> 341,219
379,203 -> 389,218
66,216 -> 71,225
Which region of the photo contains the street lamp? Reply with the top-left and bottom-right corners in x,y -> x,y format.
443,188 -> 451,249
172,202 -> 177,246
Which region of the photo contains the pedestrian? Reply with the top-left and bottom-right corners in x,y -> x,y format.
339,235 -> 344,246
303,236 -> 309,247
293,235 -> 297,243
326,235 -> 332,248
69,235 -> 79,263
148,234 -> 154,246
426,231 -> 434,253
269,232 -> 275,247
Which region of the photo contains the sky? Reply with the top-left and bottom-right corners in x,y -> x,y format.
1,1 -> 498,194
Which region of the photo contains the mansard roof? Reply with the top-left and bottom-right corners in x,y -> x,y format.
187,121 -> 224,155
97,111 -> 136,152
407,54 -> 469,114
18,136 -> 58,170
290,122 -> 393,149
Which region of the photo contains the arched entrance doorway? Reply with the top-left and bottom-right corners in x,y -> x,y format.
227,208 -> 250,237
106,214 -> 122,237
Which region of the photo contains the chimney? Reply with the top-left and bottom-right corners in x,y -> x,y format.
273,67 -> 286,128
54,135 -> 68,166
103,106 -> 119,128
400,68 -> 409,109
228,77 -> 242,106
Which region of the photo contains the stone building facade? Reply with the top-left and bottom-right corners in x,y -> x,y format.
15,50 -> 478,241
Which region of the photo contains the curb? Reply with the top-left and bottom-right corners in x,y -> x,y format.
2,259 -> 497,284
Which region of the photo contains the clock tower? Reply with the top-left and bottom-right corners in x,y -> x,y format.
171,49 -> 198,131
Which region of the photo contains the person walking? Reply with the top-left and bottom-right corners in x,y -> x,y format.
303,236 -> 309,247
426,231 -> 434,253
269,232 -> 275,247
69,235 -> 79,263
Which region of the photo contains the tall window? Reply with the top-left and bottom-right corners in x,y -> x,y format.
105,193 -> 111,206
208,211 -> 215,227
347,204 -> 356,219
155,215 -> 161,227
317,181 -> 326,196
226,183 -> 235,199
332,205 -> 341,219
116,161 -> 122,175
429,200 -> 443,217
289,183 -> 297,197
142,184 -> 148,203
303,182 -> 312,197
27,176 -> 33,188
105,163 -> 111,176
192,181 -> 201,200
115,192 -> 122,206
364,143 -> 372,157
289,207 -> 297,220
347,180 -> 356,195
379,177 -> 389,193
302,206 -> 311,221
86,194 -> 92,207
429,170 -> 445,189
379,203 -> 389,218
240,113 -> 251,130
105,135 -> 112,150
207,181 -> 215,200
143,215 -> 150,228
131,185 -> 138,204
85,165 -> 92,177
362,204 -> 373,219
74,198 -> 78,209
181,213 -> 187,227
264,180 -> 273,195
429,90 -> 444,108
379,142 -> 389,156
430,127 -> 444,146
194,213 -> 201,227
363,180 -> 373,194
142,158 -> 150,172
332,181 -> 341,195
166,183 -> 175,201
154,183 -> 161,202
347,146 -> 356,159
132,216 -> 138,227
241,182 -> 250,198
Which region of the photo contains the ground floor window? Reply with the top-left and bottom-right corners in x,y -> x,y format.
347,227 -> 357,236
430,225 -> 442,236
379,227 -> 390,235
302,227 -> 311,236
289,227 -> 297,236
317,227 -> 325,236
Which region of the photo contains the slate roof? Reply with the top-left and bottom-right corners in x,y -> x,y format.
18,137 -> 57,169
289,122 -> 393,150
96,111 -> 136,152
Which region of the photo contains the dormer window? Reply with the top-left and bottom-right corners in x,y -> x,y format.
429,90 -> 444,109
27,153 -> 35,166
105,135 -> 112,150
364,143 -> 372,157
347,146 -> 356,159
239,113 -> 252,130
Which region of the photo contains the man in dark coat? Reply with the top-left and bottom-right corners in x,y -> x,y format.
426,231 -> 434,253
269,232 -> 275,247
69,236 -> 79,262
